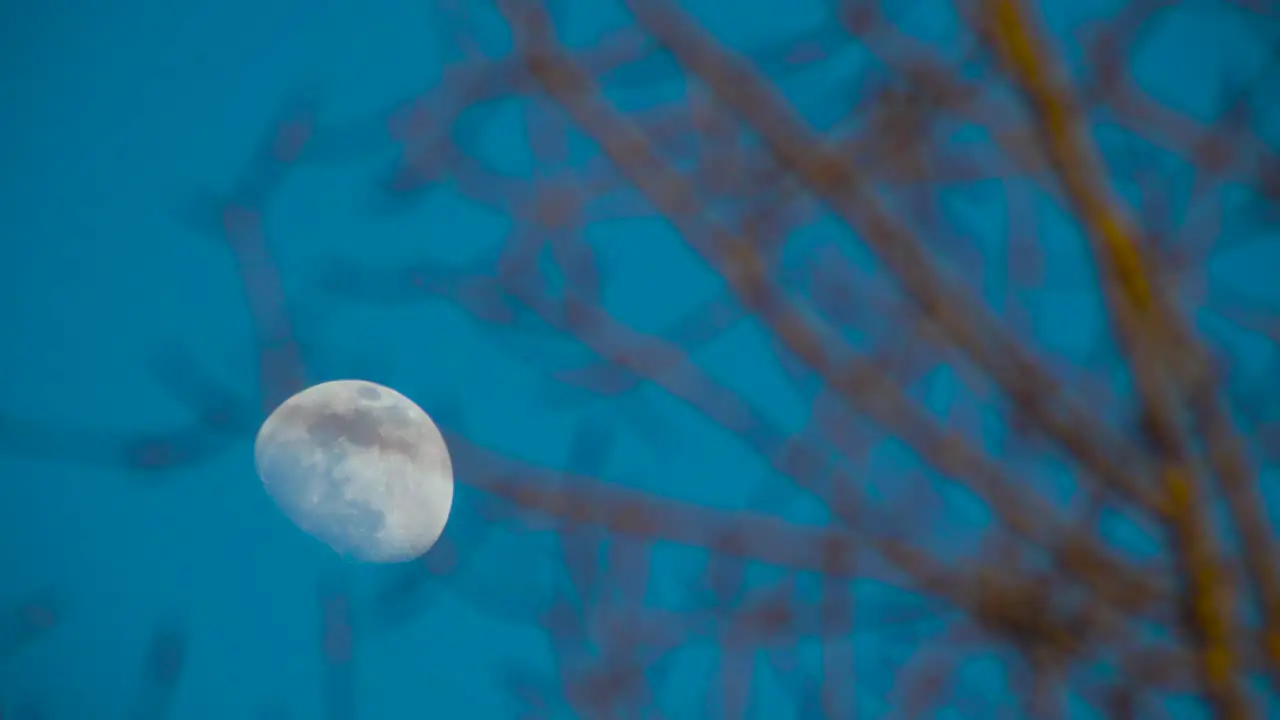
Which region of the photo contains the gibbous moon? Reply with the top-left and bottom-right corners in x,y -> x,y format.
254,380 -> 453,563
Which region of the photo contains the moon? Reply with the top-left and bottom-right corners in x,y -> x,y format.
253,380 -> 454,563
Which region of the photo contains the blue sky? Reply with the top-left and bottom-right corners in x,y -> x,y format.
1,0 -> 1276,717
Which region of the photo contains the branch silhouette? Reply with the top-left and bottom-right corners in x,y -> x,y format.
4,0 -> 1278,716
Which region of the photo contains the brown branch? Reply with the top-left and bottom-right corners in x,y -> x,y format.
614,0 -> 1167,527
492,0 -> 1167,628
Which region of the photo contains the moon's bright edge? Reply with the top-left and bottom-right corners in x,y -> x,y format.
253,380 -> 454,563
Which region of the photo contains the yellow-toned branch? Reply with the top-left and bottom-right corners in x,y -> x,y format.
983,0 -> 1269,711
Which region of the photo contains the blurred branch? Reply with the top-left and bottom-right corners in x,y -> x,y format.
984,0 -> 1275,706
615,0 -> 1167,523
497,0 -> 1166,626
4,0 -> 1277,715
